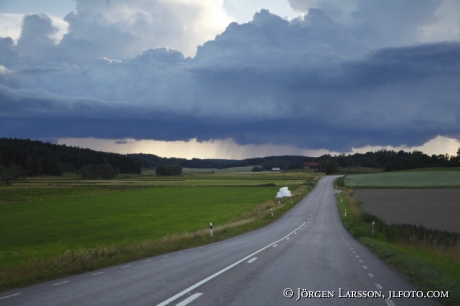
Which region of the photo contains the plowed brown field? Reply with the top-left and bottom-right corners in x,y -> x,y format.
354,189 -> 460,234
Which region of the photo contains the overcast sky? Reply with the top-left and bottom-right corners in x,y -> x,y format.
1,0 -> 459,159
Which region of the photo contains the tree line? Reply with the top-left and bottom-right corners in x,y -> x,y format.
76,164 -> 118,179
317,149 -> 460,172
129,153 -> 313,171
0,138 -> 141,177
155,164 -> 182,176
128,153 -> 232,169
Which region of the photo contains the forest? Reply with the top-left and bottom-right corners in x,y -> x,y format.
0,138 -> 141,176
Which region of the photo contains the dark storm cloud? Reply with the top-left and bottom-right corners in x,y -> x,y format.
0,2 -> 459,152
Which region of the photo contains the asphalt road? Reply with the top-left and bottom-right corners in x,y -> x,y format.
0,176 -> 437,306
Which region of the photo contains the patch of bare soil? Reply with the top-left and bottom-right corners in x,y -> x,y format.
354,189 -> 460,234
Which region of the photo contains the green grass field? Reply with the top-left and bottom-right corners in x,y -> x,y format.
337,167 -> 384,174
0,171 -> 319,281
0,186 -> 277,269
345,170 -> 460,187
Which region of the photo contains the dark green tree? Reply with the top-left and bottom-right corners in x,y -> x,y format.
0,165 -> 27,185
325,158 -> 338,175
155,164 -> 182,176
384,161 -> 394,172
77,164 -> 117,179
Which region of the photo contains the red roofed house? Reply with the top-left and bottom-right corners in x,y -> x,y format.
304,162 -> 319,169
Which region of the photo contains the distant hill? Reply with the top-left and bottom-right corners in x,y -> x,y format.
0,138 -> 141,176
128,153 -> 315,170
127,153 -> 235,169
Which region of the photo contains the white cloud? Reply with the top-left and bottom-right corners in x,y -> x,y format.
224,0 -> 299,23
62,0 -> 233,60
0,13 -> 24,43
287,0 -> 460,47
418,0 -> 460,42
0,13 -> 68,44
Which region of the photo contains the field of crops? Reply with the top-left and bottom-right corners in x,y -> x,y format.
354,189 -> 460,233
345,170 -> 460,187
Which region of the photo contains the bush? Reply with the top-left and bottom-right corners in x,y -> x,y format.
155,164 -> 182,176
77,164 -> 118,179
0,165 -> 27,185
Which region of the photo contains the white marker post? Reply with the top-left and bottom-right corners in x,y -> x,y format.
291,198 -> 292,203
372,221 -> 375,236
271,208 -> 273,217
210,222 -> 213,237
345,209 -> 347,217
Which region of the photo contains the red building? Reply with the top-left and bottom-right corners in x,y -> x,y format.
304,162 -> 319,169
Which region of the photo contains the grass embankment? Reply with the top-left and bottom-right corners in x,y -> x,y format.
0,171 -> 319,291
336,177 -> 460,306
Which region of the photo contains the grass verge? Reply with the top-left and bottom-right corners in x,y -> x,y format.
0,176 -> 319,291
335,177 -> 460,306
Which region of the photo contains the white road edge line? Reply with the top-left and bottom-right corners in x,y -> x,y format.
156,222 -> 306,306
0,293 -> 21,300
93,272 -> 104,276
176,293 -> 203,306
247,257 -> 258,263
121,265 -> 131,269
53,281 -> 69,286
385,299 -> 396,306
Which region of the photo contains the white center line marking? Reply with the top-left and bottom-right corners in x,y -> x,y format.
53,281 -> 69,286
272,244 -> 278,248
368,273 -> 374,278
0,293 -> 21,300
164,255 -> 169,258
93,272 -> 104,276
385,299 -> 396,306
176,293 -> 203,306
363,266 -> 368,269
355,255 -> 359,257
286,238 -> 290,240
121,265 -> 131,269
359,260 -> 363,262
247,257 -> 258,263
156,222 -> 305,306
375,284 -> 382,290
145,260 -> 152,262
